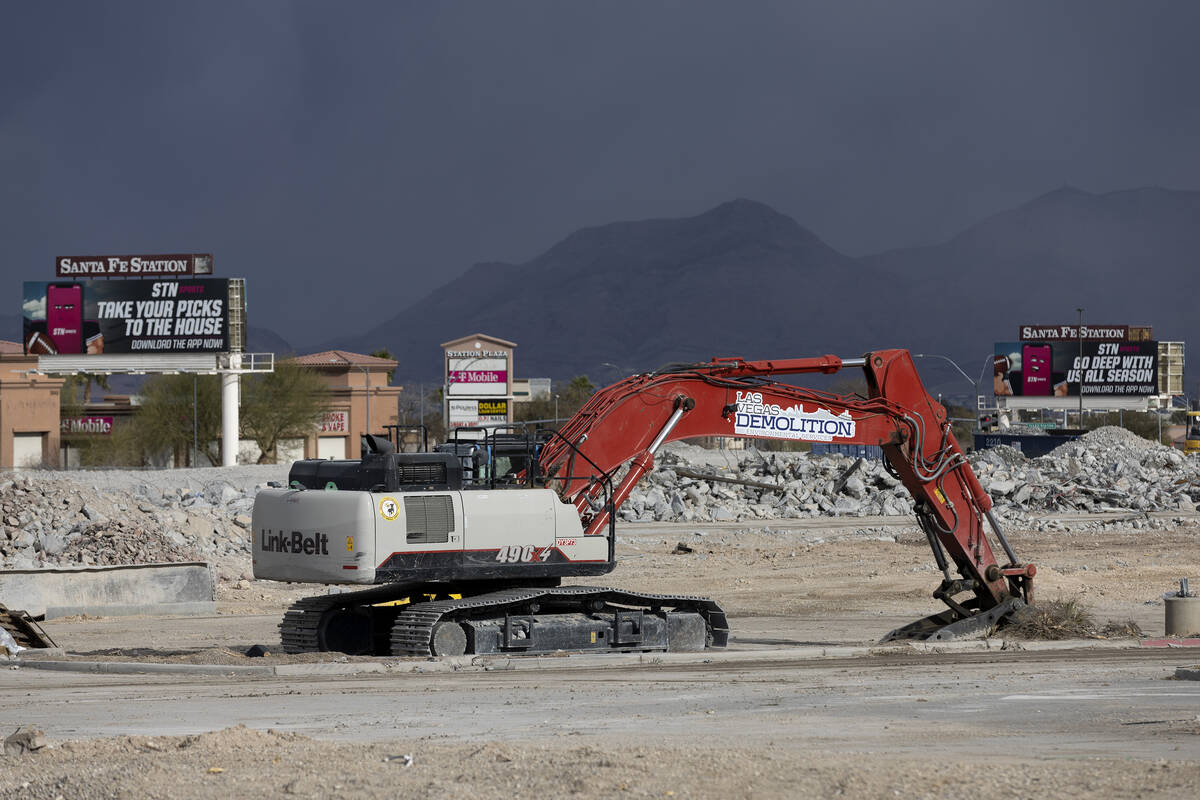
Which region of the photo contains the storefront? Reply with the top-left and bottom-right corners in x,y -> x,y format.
0,341 -> 64,469
290,350 -> 402,459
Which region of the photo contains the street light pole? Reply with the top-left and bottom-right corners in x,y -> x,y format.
976,353 -> 995,410
355,365 -> 372,440
1077,307 -> 1084,429
913,353 -> 983,428
912,353 -> 976,389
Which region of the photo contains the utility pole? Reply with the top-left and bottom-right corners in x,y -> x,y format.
354,365 -> 372,440
1077,307 -> 1085,429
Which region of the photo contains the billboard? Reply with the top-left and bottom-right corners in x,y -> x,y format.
993,340 -> 1159,397
23,279 -> 230,355
56,253 -> 213,278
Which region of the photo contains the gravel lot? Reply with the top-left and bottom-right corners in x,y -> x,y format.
2,441 -> 1199,798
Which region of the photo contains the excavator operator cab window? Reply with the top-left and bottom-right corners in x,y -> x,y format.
492,456 -> 516,481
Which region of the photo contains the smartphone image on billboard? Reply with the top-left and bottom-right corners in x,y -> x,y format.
1022,344 -> 1052,396
46,283 -> 84,354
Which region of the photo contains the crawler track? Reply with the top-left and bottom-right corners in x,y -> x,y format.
279,584 -> 414,654
280,584 -> 728,657
389,585 -> 730,656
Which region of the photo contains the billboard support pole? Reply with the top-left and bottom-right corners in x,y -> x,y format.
193,376 -> 198,468
1077,307 -> 1084,427
221,354 -> 240,467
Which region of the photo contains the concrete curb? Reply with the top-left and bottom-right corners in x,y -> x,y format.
14,659 -> 275,676
45,601 -> 217,619
10,636 -> 1155,677
274,662 -> 390,676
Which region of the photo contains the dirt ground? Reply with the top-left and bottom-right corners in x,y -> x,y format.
3,516 -> 1199,799
215,515 -> 1200,643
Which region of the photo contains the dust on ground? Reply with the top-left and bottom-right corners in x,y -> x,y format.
26,519 -> 1200,663
7,518 -> 1200,799
4,725 -> 1198,800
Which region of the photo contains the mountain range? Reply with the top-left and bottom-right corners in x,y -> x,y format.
322,186 -> 1199,397
8,186 -> 1197,400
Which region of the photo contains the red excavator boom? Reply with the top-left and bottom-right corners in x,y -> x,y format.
539,349 -> 1035,640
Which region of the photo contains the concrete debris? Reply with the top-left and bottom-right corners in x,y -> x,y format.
0,426 -> 1194,580
620,428 -> 1200,529
0,466 -> 287,579
0,626 -> 23,655
3,726 -> 47,756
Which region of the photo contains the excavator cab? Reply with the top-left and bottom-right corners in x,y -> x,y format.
436,427 -> 550,487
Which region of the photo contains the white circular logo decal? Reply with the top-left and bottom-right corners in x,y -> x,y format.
379,497 -> 400,521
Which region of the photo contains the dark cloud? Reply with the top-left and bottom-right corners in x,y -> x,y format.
3,2 -> 1198,346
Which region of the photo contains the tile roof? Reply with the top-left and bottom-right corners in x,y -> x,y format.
290,349 -> 398,368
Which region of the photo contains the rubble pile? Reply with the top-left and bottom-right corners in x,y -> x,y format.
621,446 -> 913,524
0,474 -> 267,576
0,426 -> 1194,576
972,426 -> 1194,515
621,427 -> 1199,524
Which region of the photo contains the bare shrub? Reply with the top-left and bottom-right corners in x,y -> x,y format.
1003,597 -> 1144,640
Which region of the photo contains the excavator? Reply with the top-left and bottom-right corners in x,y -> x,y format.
251,349 -> 1035,656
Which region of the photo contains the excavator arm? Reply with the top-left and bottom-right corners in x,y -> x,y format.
538,349 -> 1035,640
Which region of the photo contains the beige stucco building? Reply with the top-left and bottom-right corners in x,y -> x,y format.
0,341 -> 64,468
290,350 -> 402,459
0,343 -> 405,467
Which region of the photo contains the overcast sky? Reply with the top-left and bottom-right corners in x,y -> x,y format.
4,2 -> 1199,346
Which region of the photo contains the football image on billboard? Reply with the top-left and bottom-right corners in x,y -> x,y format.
23,279 -> 231,355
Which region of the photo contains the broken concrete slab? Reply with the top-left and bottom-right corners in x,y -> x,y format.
0,604 -> 58,648
3,726 -> 46,756
0,562 -> 215,618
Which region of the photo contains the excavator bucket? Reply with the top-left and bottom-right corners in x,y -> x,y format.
880,597 -> 1025,642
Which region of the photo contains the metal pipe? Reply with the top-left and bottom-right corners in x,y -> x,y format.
840,358 -> 867,367
648,406 -> 687,454
584,402 -> 691,537
984,508 -> 1020,565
